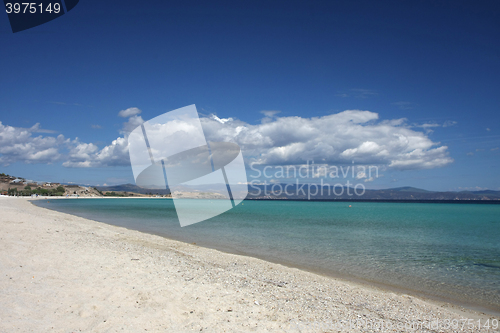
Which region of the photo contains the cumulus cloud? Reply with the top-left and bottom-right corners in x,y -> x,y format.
120,115 -> 145,136
0,121 -> 65,165
62,141 -> 99,167
63,107 -> 143,167
118,107 -> 142,118
0,114 -> 133,168
200,110 -> 453,170
0,109 -> 454,171
63,107 -> 145,167
63,137 -> 129,168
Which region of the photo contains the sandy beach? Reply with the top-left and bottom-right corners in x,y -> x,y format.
1,197 -> 498,332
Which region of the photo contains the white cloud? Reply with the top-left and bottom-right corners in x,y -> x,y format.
120,115 -> 145,136
416,123 -> 440,129
486,128 -> 491,131
62,141 -> 99,167
260,110 -> 282,124
63,138 -> 130,168
387,146 -> 451,170
412,120 -> 457,134
0,109 -> 455,171
200,110 -> 453,170
118,107 -> 142,118
413,122 -> 439,134
211,115 -> 233,124
0,121 -> 66,165
62,108 -> 143,168
26,123 -> 58,134
0,114 -> 133,168
260,110 -> 281,118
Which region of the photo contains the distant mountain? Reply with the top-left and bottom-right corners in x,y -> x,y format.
5,170 -> 498,201
93,183 -> 500,201
469,190 -> 500,199
389,186 -> 431,193
95,184 -> 170,195
245,183 -> 500,201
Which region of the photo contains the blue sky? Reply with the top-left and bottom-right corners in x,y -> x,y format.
0,0 -> 499,191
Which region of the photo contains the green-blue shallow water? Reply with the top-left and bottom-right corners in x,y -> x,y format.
34,198 -> 500,313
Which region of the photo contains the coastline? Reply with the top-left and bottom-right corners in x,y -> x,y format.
1,197 -> 498,332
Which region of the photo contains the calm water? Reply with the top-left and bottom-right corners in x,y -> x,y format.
34,198 -> 500,313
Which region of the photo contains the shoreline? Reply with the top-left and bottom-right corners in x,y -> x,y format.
1,197 -> 498,332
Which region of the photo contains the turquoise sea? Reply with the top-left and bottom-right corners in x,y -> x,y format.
34,199 -> 500,314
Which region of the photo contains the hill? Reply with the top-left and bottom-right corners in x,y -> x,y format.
244,183 -> 500,201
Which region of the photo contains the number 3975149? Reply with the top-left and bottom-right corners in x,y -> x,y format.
5,3 -> 61,14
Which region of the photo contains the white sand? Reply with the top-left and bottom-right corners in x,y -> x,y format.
1,197 -> 498,332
